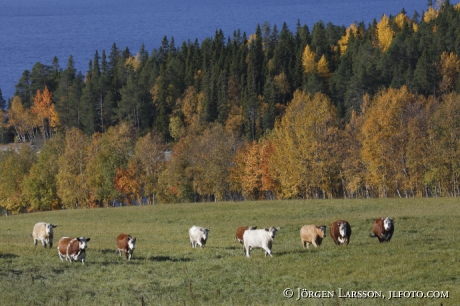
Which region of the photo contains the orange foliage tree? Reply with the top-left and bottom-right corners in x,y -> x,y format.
31,86 -> 59,139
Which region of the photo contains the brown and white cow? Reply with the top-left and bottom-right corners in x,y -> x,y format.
370,217 -> 394,243
57,237 -> 90,264
116,233 -> 136,260
235,226 -> 257,244
330,220 -> 351,246
32,222 -> 57,248
300,224 -> 327,249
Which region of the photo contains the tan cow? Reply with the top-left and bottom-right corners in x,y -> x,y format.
32,222 -> 57,248
300,224 -> 326,249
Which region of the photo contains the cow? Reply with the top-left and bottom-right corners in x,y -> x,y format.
31,222 -> 57,248
116,233 -> 136,260
330,220 -> 351,246
235,226 -> 257,244
243,227 -> 280,258
300,224 -> 327,249
370,217 -> 394,243
189,226 -> 210,248
57,237 -> 90,264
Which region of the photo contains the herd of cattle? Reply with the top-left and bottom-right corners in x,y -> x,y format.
30,217 -> 394,264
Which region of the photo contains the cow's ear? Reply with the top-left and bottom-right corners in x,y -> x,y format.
264,228 -> 269,231
86,238 -> 90,242
276,227 -> 280,231
77,238 -> 81,242
52,224 -> 57,228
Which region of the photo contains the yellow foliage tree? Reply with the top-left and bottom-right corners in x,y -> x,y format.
394,12 -> 409,29
316,55 -> 331,78
337,23 -> 358,56
56,128 -> 90,209
124,54 -> 141,72
302,45 -> 316,74
7,96 -> 37,142
359,86 -> 419,197
269,90 -> 340,198
439,51 -> 460,93
377,14 -> 394,52
423,6 -> 439,23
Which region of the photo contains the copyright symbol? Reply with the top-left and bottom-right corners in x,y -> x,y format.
283,288 -> 294,298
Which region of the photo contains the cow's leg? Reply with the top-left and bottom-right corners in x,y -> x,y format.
245,246 -> 251,258
263,245 -> 273,257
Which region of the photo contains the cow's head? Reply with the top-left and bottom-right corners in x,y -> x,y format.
383,218 -> 393,231
338,222 -> 348,237
201,228 -> 210,241
77,237 -> 90,250
265,227 -> 280,239
45,223 -> 57,235
128,236 -> 136,250
318,225 -> 327,237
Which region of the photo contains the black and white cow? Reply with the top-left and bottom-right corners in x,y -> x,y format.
189,226 -> 210,248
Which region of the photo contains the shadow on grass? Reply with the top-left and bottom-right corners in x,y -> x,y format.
101,248 -> 117,255
0,253 -> 19,259
147,255 -> 192,262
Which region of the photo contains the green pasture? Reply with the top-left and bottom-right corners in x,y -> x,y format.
0,198 -> 458,305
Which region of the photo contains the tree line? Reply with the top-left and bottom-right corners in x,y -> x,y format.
1,2 -> 460,213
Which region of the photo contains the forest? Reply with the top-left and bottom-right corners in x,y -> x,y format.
1,2 -> 460,213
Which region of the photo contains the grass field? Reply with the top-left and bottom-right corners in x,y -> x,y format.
0,198 -> 459,305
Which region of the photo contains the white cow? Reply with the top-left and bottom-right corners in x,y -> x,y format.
243,227 -> 280,258
32,222 -> 57,248
189,226 -> 210,248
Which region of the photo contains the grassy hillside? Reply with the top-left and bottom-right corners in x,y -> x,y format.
0,198 -> 458,305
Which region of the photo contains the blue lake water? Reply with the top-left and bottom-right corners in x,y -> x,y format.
0,0 -> 431,101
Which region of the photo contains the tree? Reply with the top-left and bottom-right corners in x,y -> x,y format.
56,128 -> 90,209
22,134 -> 64,211
31,87 -> 59,139
129,132 -> 167,204
0,89 -> 6,110
85,122 -> 135,206
359,86 -> 418,197
302,45 -> 316,74
7,96 -> 37,142
269,90 -> 340,198
377,14 -> 394,52
0,145 -> 36,214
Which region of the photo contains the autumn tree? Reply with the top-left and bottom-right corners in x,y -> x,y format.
31,86 -> 59,139
269,90 -> 340,198
56,127 -> 90,208
7,96 -> 37,142
22,134 -> 65,211
377,14 -> 394,52
0,145 -> 36,214
427,92 -> 460,196
129,132 -> 167,204
85,122 -> 135,206
359,86 -> 419,197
